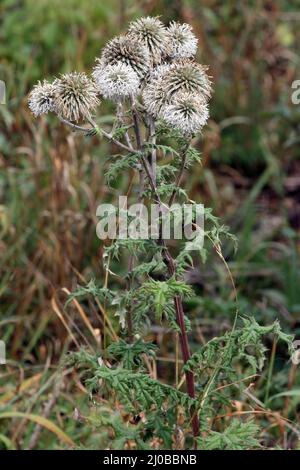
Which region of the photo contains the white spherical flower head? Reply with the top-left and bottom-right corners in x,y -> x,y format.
93,62 -> 140,101
150,63 -> 174,80
53,72 -> 100,122
28,80 -> 56,116
166,22 -> 198,59
160,92 -> 209,136
142,63 -> 174,117
101,35 -> 150,79
127,16 -> 170,64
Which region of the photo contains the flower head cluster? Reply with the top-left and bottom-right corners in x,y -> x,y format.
143,59 -> 211,135
29,17 -> 212,135
92,62 -> 140,101
140,24 -> 211,137
28,73 -> 100,122
28,80 -> 56,116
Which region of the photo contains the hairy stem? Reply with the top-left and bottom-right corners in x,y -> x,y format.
169,144 -> 189,206
148,116 -> 156,185
59,115 -> 134,153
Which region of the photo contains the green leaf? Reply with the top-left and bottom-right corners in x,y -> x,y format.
198,419 -> 261,450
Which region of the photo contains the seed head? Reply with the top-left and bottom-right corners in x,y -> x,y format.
163,60 -> 212,100
142,64 -> 174,116
160,92 -> 209,136
100,35 -> 150,78
127,16 -> 170,64
28,80 -> 56,116
166,22 -> 198,59
93,62 -> 140,101
53,72 -> 100,122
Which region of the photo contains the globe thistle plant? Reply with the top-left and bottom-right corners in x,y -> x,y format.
28,17 -> 214,447
100,35 -> 150,78
28,15 -> 293,452
93,62 -> 140,101
53,72 -> 100,122
127,16 -> 170,65
28,80 -> 56,116
160,92 -> 209,136
166,22 -> 198,59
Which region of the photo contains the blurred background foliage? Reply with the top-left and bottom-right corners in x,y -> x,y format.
0,0 -> 300,449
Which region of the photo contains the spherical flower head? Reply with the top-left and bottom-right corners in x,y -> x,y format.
160,92 -> 209,136
163,60 -> 212,101
53,72 -> 100,122
142,64 -> 174,117
28,80 -> 56,116
127,16 -> 170,65
166,22 -> 198,59
100,35 -> 150,79
93,62 -> 140,101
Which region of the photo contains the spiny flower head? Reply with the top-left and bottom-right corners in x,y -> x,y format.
142,64 -> 174,116
163,60 -> 212,100
100,35 -> 150,78
28,80 -> 56,116
92,62 -> 140,101
160,92 -> 209,136
127,16 -> 170,64
143,80 -> 165,117
166,22 -> 198,59
53,72 -> 100,122
149,63 -> 174,80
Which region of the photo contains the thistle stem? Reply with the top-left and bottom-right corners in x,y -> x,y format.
58,116 -> 134,153
168,144 -> 189,206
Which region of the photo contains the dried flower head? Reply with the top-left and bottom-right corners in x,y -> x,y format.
142,64 -> 174,116
92,62 -> 140,101
142,79 -> 165,117
166,22 -> 198,59
28,80 -> 56,116
53,72 -> 100,122
163,61 -> 212,101
127,16 -> 170,64
160,92 -> 209,136
149,63 -> 174,80
100,35 -> 150,78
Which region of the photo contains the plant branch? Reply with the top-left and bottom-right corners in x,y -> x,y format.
58,115 -> 134,153
88,117 -> 134,153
